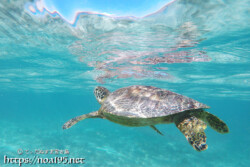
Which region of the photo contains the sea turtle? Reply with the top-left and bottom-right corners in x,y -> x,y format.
63,85 -> 229,151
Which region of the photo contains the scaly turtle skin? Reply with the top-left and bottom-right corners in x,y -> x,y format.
63,85 -> 229,151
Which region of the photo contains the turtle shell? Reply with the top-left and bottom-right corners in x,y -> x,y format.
101,85 -> 209,118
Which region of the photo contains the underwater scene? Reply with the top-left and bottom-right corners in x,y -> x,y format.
0,0 -> 249,166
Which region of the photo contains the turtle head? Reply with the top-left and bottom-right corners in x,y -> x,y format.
94,86 -> 110,104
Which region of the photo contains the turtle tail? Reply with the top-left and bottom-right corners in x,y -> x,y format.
176,116 -> 208,151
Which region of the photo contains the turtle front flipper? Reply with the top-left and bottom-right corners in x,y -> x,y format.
176,116 -> 208,151
150,125 -> 164,136
63,111 -> 100,129
195,110 -> 229,134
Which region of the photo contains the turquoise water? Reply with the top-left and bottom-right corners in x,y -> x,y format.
0,0 -> 249,166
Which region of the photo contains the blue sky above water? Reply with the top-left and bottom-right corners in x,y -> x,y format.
30,0 -> 173,24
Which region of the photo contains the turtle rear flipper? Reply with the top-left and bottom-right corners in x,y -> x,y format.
176,116 -> 208,151
197,110 -> 229,134
63,111 -> 100,129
